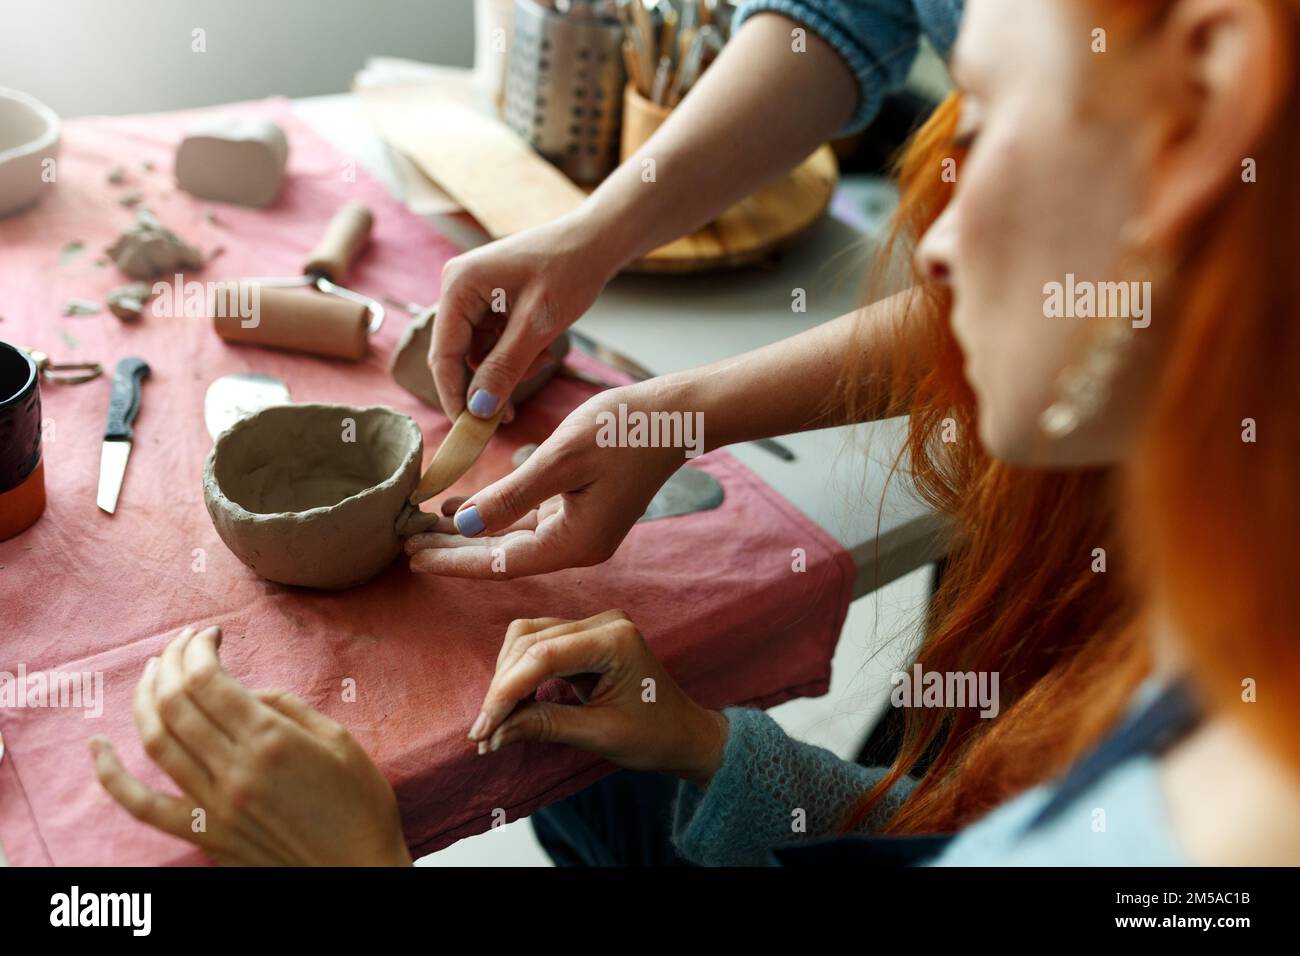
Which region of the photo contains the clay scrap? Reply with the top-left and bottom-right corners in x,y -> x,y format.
58,240 -> 85,267
106,282 -> 153,321
175,116 -> 289,207
61,298 -> 99,317
106,209 -> 203,279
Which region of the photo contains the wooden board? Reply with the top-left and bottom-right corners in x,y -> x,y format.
359,83 -> 587,237
358,83 -> 838,274
631,146 -> 838,273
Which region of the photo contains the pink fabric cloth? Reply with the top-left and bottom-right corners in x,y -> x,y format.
0,100 -> 855,865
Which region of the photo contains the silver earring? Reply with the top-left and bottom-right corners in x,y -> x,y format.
1038,317 -> 1135,438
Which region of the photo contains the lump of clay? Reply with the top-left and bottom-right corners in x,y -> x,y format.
106,209 -> 204,279
175,116 -> 288,208
106,282 -> 153,321
390,307 -> 570,412
203,404 -> 425,590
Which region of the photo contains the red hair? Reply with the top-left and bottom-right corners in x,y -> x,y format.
841,0 -> 1299,834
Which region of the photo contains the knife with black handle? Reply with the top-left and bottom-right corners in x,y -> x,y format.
96,356 -> 151,514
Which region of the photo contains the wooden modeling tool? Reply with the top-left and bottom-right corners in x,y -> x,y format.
408,407 -> 506,506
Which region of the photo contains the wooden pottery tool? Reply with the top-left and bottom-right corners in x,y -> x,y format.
406,407 -> 506,509
211,202 -> 385,360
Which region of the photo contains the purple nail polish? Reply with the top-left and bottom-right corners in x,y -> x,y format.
468,389 -> 500,418
455,504 -> 485,537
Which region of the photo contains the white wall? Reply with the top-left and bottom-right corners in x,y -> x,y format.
0,0 -> 476,118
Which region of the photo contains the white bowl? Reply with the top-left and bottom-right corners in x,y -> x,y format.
0,88 -> 60,218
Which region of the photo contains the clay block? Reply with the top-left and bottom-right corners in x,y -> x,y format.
175,116 -> 289,208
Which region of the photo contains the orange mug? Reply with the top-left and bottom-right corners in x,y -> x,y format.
0,342 -> 45,540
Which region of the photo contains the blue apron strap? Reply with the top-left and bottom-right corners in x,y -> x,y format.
768,833 -> 956,867
1026,678 -> 1201,832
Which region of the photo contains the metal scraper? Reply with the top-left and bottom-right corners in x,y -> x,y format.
204,374 -> 291,440
637,465 -> 724,522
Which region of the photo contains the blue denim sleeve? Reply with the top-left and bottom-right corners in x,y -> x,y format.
733,0 -> 963,135
672,707 -> 916,866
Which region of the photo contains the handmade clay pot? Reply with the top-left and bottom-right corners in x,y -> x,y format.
0,88 -> 60,218
203,403 -> 436,590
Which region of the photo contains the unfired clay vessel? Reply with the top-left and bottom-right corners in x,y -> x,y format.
203,403 -> 437,590
0,87 -> 59,218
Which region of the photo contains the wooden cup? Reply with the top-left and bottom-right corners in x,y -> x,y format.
620,84 -> 673,164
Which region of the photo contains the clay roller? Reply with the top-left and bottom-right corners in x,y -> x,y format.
212,201 -> 385,360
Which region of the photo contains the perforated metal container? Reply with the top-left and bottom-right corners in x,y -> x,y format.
503,0 -> 626,184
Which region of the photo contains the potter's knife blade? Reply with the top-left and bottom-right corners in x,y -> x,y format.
97,357 -> 151,514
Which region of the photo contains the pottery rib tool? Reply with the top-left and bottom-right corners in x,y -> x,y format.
203,373 -> 290,440
212,201 -> 386,360
407,407 -> 506,506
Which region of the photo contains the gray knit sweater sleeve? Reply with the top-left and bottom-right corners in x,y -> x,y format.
672,707 -> 915,866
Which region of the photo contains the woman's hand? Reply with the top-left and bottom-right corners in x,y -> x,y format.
432,212 -> 619,421
91,626 -> 411,867
468,611 -> 729,788
406,383 -> 690,579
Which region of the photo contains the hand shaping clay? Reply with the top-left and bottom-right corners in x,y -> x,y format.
203,404 -> 437,590
390,306 -> 570,411
106,209 -> 204,279
174,116 -> 289,207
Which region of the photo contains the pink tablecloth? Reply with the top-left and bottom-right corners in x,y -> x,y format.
0,99 -> 855,865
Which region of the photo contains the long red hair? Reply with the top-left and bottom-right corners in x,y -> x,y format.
842,0 -> 1300,834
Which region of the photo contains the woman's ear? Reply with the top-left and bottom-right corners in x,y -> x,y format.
1142,0 -> 1290,244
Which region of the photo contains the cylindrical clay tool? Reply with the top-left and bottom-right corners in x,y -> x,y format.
211,201 -> 384,361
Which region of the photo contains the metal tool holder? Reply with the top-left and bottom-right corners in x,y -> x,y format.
504,0 -> 627,184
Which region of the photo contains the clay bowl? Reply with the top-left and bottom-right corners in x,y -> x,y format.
203,403 -> 437,590
0,88 -> 59,218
